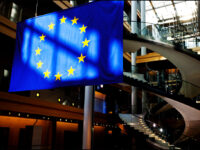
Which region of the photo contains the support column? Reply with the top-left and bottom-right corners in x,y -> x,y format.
82,1 -> 94,149
141,1 -> 148,113
82,86 -> 94,150
142,90 -> 147,113
131,86 -> 137,114
131,1 -> 138,114
131,1 -> 138,34
141,0 -> 146,56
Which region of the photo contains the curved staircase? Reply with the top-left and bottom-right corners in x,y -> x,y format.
119,113 -> 180,150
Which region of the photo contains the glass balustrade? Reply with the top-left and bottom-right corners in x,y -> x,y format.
123,20 -> 200,55
124,71 -> 200,104
148,72 -> 200,100
124,21 -> 173,44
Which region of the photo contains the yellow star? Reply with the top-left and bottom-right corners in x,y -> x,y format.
43,70 -> 51,78
82,38 -> 90,47
37,61 -> 43,69
35,47 -> 42,55
48,22 -> 55,30
71,17 -> 79,25
78,53 -> 86,63
79,24 -> 87,33
60,16 -> 67,24
55,72 -> 62,80
40,34 -> 46,41
67,66 -> 75,76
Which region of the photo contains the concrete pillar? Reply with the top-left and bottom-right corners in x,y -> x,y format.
131,53 -> 137,73
141,47 -> 146,56
82,0 -> 94,148
141,1 -> 147,112
82,86 -> 94,150
142,90 -> 147,113
131,1 -> 138,34
131,86 -> 137,114
82,1 -> 95,149
131,1 -> 138,114
141,0 -> 146,56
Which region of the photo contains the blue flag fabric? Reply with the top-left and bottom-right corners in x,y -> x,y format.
9,1 -> 123,92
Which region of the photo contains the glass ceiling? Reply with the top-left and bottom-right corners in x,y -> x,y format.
146,1 -> 198,24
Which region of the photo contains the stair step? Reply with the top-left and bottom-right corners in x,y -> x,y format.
119,114 -> 177,149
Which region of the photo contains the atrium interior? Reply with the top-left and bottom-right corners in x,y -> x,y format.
0,0 -> 200,150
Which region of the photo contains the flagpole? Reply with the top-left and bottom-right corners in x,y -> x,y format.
82,85 -> 94,150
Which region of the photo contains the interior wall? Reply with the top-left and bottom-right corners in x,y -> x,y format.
0,116 -> 52,150
56,122 -> 79,150
0,116 -> 110,150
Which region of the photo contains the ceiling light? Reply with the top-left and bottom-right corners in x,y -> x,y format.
36,92 -> 40,97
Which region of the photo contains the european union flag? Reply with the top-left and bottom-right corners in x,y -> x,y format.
9,1 -> 123,92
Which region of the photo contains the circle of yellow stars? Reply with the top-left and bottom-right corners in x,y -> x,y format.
35,15 -> 90,81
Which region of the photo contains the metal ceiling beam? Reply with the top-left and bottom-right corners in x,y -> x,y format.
146,1 -> 183,11
171,0 -> 180,23
149,0 -> 161,22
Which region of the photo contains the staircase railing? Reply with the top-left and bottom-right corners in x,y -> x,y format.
119,113 -> 180,149
123,72 -> 200,108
